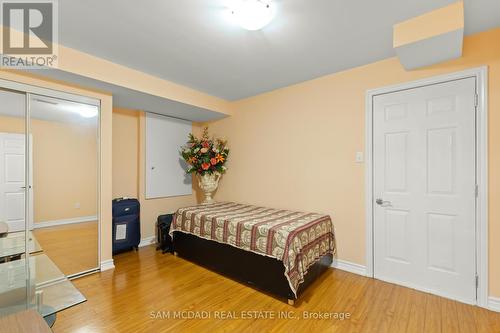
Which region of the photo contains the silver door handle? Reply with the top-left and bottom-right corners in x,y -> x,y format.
376,198 -> 391,207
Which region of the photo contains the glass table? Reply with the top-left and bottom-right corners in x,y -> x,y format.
0,231 -> 43,263
0,232 -> 86,321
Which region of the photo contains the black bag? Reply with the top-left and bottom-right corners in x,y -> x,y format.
112,198 -> 141,255
157,214 -> 174,254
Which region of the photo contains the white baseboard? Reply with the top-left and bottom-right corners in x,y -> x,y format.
100,259 -> 115,271
34,215 -> 97,229
330,259 -> 500,312
489,296 -> 500,313
139,236 -> 156,248
331,258 -> 367,276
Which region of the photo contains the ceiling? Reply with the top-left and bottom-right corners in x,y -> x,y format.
57,0 -> 500,101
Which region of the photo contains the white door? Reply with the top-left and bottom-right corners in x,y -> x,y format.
373,78 -> 476,304
0,133 -> 33,232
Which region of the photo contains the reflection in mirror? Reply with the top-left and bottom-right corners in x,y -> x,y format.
30,95 -> 99,277
0,88 -> 34,315
0,88 -> 29,235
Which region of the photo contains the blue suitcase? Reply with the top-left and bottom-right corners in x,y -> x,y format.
112,198 -> 141,254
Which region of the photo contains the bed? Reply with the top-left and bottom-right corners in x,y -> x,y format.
170,202 -> 335,304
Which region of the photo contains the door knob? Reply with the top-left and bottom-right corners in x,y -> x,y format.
376,198 -> 391,207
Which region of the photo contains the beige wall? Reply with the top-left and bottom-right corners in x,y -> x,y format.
112,109 -> 140,199
0,115 -> 97,222
206,28 -> 500,297
0,70 -> 114,263
33,119 -> 98,222
112,108 -> 201,240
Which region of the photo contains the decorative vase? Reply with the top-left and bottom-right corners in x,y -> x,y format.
198,172 -> 221,204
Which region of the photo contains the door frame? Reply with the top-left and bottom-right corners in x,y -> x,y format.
364,66 -> 488,307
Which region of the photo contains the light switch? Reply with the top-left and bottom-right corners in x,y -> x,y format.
355,151 -> 364,163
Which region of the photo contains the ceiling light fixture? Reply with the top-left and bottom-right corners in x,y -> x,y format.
231,0 -> 273,31
76,105 -> 99,118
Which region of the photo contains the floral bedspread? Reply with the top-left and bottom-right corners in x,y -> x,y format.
170,202 -> 335,295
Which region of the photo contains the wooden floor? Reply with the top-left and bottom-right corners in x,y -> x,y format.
53,246 -> 500,333
33,222 -> 98,276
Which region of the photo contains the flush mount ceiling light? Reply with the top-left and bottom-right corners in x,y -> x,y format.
231,0 -> 274,31
75,105 -> 99,118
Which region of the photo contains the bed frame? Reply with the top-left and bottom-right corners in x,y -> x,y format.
173,231 -> 333,305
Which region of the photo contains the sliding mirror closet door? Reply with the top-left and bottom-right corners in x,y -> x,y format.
30,95 -> 99,277
0,88 -> 35,315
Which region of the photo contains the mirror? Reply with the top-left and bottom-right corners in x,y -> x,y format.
0,88 -> 35,315
0,87 -> 95,321
30,95 -> 99,277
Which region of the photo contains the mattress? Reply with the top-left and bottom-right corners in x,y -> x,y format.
170,202 -> 335,295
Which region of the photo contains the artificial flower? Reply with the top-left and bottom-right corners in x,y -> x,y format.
180,127 -> 229,176
215,154 -> 225,163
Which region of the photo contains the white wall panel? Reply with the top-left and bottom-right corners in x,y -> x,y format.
145,113 -> 192,199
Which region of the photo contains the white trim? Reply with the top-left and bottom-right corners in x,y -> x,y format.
100,259 -> 115,271
488,297 -> 500,313
0,77 -> 100,106
365,85 -> 374,278
33,215 -> 97,229
139,236 -> 156,248
97,98 -> 102,278
475,67 -> 489,308
67,268 -> 100,280
331,259 -> 367,276
365,66 -> 489,307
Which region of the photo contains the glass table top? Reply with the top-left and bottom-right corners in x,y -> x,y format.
0,240 -> 86,318
38,280 -> 86,317
0,231 -> 43,260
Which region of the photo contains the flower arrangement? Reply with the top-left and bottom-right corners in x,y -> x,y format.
181,127 -> 229,176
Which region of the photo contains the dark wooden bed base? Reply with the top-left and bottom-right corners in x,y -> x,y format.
173,231 -> 333,304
